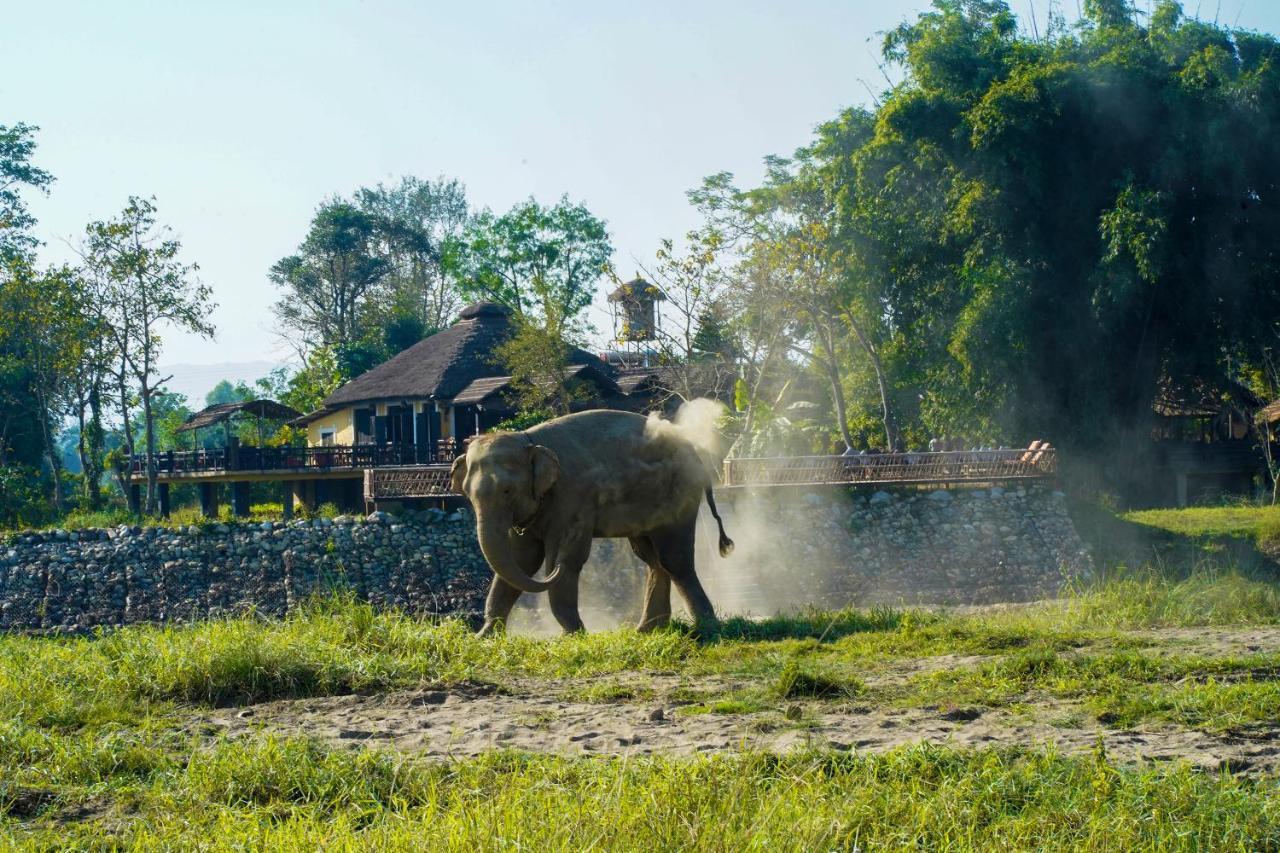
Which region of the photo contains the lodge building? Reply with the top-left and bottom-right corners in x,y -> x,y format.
132,301 -> 680,517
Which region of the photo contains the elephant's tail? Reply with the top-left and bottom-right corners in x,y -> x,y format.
705,487 -> 734,557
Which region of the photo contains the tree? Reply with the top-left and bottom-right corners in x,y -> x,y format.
690,303 -> 738,362
255,348 -> 344,417
705,0 -> 1280,478
494,291 -> 589,419
85,197 -> 215,513
851,0 -> 1280,458
205,379 -> 254,407
460,196 -> 612,323
355,176 -> 470,333
0,123 -> 55,476
0,122 -> 54,263
0,262 -> 88,511
270,201 -> 390,357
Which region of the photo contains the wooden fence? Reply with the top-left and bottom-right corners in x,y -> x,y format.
364,467 -> 455,504
721,448 -> 1057,488
361,447 -> 1057,505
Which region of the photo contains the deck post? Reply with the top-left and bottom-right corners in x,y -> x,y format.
282,483 -> 294,520
128,483 -> 141,515
232,481 -> 251,518
157,483 -> 171,519
199,482 -> 219,519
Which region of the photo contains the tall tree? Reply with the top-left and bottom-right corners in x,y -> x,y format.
86,197 -> 215,513
355,176 -> 470,332
0,263 -> 88,511
0,122 -> 53,263
460,196 -> 612,322
270,201 -> 390,357
0,122 -> 55,475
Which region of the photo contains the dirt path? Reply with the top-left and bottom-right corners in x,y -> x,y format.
201,628 -> 1280,774
202,682 -> 1280,773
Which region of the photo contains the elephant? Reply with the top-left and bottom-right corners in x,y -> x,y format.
450,408 -> 734,636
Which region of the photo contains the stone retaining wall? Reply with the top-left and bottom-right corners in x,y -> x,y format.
0,485 -> 1091,632
699,484 -> 1092,617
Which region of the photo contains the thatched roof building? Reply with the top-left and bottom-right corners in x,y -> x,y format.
320,301 -> 613,409
293,301 -> 637,448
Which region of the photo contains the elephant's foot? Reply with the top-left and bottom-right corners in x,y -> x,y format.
636,614 -> 671,633
476,617 -> 507,638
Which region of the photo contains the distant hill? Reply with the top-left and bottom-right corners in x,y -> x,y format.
158,360 -> 292,408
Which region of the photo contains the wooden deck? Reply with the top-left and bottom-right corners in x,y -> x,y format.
131,443 -> 459,483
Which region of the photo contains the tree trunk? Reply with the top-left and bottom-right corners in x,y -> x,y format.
76,383 -> 92,506
814,323 -> 855,451
86,379 -> 104,509
140,380 -> 157,515
117,367 -> 136,515
35,386 -> 64,512
844,309 -> 898,451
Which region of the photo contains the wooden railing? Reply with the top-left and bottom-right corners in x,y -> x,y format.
364,467 -> 455,503
721,448 -> 1058,488
128,443 -> 460,476
361,448 -> 1058,505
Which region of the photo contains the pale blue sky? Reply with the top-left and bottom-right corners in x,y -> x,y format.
4,0 -> 1272,369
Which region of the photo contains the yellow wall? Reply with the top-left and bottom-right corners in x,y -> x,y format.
306,408 -> 355,446
305,402 -> 446,445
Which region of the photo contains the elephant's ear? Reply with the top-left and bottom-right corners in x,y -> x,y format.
530,445 -> 560,500
450,454 -> 468,494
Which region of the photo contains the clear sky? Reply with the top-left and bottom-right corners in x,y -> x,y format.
5,0 -> 1273,370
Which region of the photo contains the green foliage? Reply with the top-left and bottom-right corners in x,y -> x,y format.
270,201 -> 390,353
495,309 -> 592,418
204,379 -> 253,407
0,122 -> 54,262
460,196 -> 612,322
354,175 -> 470,332
710,2 -> 1280,463
690,304 -> 737,361
0,464 -> 51,528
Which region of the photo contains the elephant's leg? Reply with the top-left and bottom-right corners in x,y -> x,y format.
546,536 -> 591,634
651,522 -> 718,629
478,534 -> 544,637
630,536 -> 672,632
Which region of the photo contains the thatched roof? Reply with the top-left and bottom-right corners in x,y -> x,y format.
320,301 -> 615,409
451,376 -> 512,406
607,278 -> 666,303
176,399 -> 302,433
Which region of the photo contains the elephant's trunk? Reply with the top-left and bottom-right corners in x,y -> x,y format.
476,512 -> 560,593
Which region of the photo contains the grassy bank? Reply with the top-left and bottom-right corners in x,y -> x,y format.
7,497 -> 1280,847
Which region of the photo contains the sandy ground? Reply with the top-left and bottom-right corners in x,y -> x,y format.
202,628 -> 1280,775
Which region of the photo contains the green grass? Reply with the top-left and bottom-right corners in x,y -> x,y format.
6,520 -> 1280,847
906,646 -> 1280,731
1124,503 -> 1280,545
6,740 -> 1279,849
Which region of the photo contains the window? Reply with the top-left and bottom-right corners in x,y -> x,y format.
319,428 -> 335,447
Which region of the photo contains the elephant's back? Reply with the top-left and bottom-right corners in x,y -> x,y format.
526,410 -> 648,448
